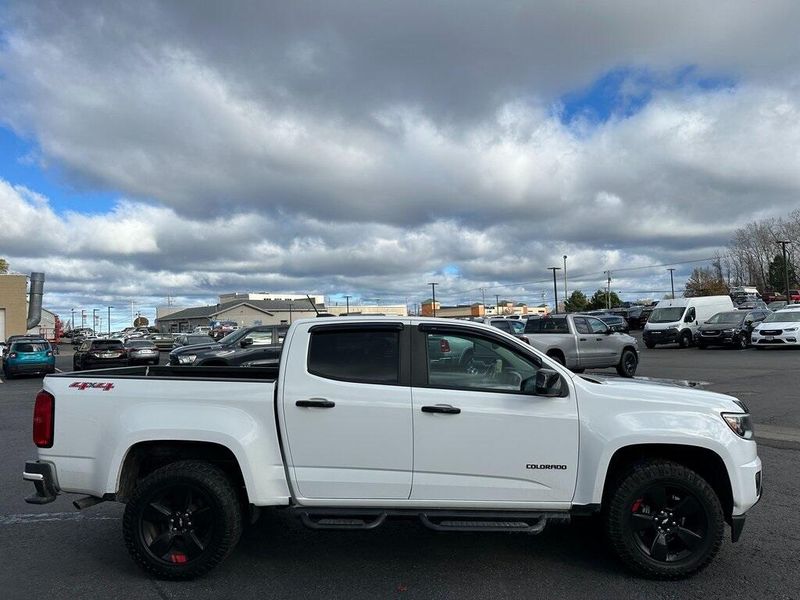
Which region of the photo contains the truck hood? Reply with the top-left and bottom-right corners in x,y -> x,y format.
170,341 -> 224,357
577,374 -> 741,412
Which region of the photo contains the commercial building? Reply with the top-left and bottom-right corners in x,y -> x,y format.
0,273 -> 29,339
155,297 -> 325,333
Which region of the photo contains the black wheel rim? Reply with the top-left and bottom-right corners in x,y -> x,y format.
623,352 -> 636,375
138,483 -> 215,566
628,483 -> 708,563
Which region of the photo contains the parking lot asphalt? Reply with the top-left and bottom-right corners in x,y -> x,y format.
1,340 -> 798,599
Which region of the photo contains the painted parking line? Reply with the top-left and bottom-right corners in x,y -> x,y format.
0,512 -> 117,526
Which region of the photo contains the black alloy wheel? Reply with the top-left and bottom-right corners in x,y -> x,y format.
605,460 -> 723,579
123,461 -> 242,579
736,333 -> 749,349
616,349 -> 638,378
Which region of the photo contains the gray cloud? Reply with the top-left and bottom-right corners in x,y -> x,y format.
1,1 -> 800,315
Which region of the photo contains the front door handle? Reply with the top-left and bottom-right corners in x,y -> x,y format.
579,338 -> 588,341
296,398 -> 336,408
421,404 -> 461,415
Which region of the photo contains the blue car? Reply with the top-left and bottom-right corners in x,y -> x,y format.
2,339 -> 56,378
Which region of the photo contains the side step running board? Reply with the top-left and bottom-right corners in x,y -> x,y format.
294,507 -> 569,533
300,510 -> 387,530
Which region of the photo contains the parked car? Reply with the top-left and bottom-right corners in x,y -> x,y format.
643,296 -> 735,348
697,310 -> 770,349
191,326 -> 212,335
523,314 -> 639,376
73,339 -> 129,371
735,300 -> 768,310
25,317 -> 761,580
2,339 -> 55,378
147,333 -> 175,351
169,324 -> 289,366
750,307 -> 800,348
125,340 -> 160,365
610,306 -> 645,329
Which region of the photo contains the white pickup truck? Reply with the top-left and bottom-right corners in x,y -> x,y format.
24,317 -> 761,580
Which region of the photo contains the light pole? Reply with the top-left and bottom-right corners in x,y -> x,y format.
563,255 -> 568,308
289,300 -> 293,324
548,267 -> 561,314
777,240 -> 792,303
604,271 -> 612,309
70,308 -> 75,332
428,282 -> 438,317
81,310 -> 86,329
107,306 -> 113,335
667,268 -> 676,299
344,295 -> 351,315
92,308 -> 99,332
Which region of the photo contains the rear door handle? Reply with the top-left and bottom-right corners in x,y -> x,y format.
296,398 -> 336,408
421,404 -> 461,415
579,338 -> 587,341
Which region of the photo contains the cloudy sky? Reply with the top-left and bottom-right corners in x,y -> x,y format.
1,1 -> 800,326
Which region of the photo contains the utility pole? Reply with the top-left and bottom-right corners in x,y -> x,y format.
92,308 -> 99,332
428,283 -> 438,317
81,310 -> 86,329
480,287 -> 486,310
289,300 -> 293,324
344,295 -> 351,315
495,294 -> 500,316
563,255 -> 568,307
548,267 -> 561,314
604,271 -> 612,309
777,240 -> 792,303
107,306 -> 113,335
70,308 -> 75,331
667,268 -> 676,299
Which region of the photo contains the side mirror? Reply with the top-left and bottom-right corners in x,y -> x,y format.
240,338 -> 254,348
522,369 -> 561,396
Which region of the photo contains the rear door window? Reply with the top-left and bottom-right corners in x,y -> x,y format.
308,329 -> 400,385
573,318 -> 591,334
524,317 -> 568,334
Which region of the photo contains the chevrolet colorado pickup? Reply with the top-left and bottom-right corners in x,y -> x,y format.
24,317 -> 761,580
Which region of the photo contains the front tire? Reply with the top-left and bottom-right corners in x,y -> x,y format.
678,332 -> 693,348
123,460 -> 242,580
605,460 -> 724,579
736,334 -> 748,350
616,349 -> 638,378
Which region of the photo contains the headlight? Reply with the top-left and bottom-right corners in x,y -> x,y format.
784,327 -> 797,332
721,413 -> 754,439
722,328 -> 738,333
177,354 -> 197,364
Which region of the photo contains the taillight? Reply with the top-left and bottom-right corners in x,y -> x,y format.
440,338 -> 451,353
9,352 -> 17,359
46,351 -> 53,357
33,390 -> 55,448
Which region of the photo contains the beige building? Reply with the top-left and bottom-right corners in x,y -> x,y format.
325,304 -> 408,317
0,273 -> 28,339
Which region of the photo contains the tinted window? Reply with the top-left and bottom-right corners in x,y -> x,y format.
424,332 -> 544,394
91,341 -> 124,349
574,317 -> 590,334
508,320 -> 525,334
127,340 -> 156,348
586,317 -> 608,334
492,321 -> 511,332
308,330 -> 399,384
12,342 -> 49,353
524,317 -> 568,334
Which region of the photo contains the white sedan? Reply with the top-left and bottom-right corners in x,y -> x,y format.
751,306 -> 800,347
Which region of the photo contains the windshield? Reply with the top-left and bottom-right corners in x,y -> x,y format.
705,312 -> 745,325
763,311 -> 800,323
127,340 -> 156,348
648,307 -> 685,323
219,328 -> 250,345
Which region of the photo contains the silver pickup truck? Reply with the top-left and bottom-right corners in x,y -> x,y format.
523,314 -> 639,376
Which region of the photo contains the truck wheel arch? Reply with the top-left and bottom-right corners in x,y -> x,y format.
600,443 -> 733,521
115,441 -> 248,505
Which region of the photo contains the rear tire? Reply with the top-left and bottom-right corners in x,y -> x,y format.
616,349 -> 638,378
604,460 -> 724,579
123,460 -> 242,580
547,351 -> 565,366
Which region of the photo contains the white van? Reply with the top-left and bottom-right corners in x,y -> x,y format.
643,296 -> 734,348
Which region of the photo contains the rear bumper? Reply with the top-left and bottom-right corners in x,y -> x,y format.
23,460 -> 60,504
4,362 -> 55,374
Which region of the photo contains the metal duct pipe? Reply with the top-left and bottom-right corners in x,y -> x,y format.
26,272 -> 45,330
